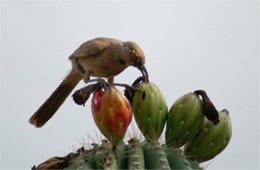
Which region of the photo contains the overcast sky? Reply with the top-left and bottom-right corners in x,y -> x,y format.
1,0 -> 259,169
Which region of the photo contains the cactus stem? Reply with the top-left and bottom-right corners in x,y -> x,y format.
143,141 -> 171,170
127,138 -> 145,170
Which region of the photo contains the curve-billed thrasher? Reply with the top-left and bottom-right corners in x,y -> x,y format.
29,37 -> 148,128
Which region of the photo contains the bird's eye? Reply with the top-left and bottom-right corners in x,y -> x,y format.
131,50 -> 137,58
130,49 -> 141,64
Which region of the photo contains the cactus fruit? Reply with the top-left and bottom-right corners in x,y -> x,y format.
132,82 -> 168,141
184,109 -> 232,162
166,92 -> 204,147
91,87 -> 132,144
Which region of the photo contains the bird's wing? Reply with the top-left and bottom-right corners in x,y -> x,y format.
69,38 -> 109,59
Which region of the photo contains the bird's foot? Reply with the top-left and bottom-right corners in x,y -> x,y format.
87,78 -> 110,90
73,77 -> 146,106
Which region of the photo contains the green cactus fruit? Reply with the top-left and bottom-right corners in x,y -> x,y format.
132,82 -> 168,141
166,92 -> 204,147
184,109 -> 232,162
91,87 -> 132,144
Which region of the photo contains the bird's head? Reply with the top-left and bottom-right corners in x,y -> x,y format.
124,41 -> 149,82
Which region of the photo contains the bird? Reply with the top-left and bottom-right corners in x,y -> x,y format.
29,37 -> 148,128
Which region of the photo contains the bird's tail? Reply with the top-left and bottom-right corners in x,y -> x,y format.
29,70 -> 82,128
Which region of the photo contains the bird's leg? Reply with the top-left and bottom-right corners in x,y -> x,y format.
113,83 -> 136,104
87,78 -> 110,90
113,79 -> 143,104
83,72 -> 91,84
107,77 -> 114,84
112,83 -> 139,92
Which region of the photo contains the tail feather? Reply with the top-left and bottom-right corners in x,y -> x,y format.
29,71 -> 81,127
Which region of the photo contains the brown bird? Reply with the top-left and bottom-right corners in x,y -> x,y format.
29,37 -> 148,128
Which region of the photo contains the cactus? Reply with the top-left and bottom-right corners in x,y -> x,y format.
32,80 -> 232,170
166,92 -> 205,147
132,82 -> 168,141
91,86 -> 132,144
33,138 -> 202,170
184,109 -> 232,162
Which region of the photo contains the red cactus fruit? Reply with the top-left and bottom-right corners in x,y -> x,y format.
91,87 -> 132,144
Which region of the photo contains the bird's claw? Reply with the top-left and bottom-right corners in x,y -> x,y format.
73,76 -> 146,106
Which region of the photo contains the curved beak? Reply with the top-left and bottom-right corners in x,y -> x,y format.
136,64 -> 149,82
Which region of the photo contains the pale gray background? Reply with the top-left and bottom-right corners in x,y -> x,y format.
1,0 -> 259,169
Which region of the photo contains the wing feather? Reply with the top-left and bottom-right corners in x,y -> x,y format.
69,38 -> 109,59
